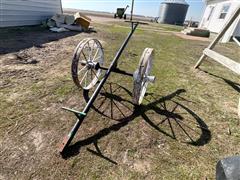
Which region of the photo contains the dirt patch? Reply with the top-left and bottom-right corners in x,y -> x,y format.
133,160 -> 151,174
174,32 -> 211,42
222,101 -> 238,114
192,68 -> 214,84
3,53 -> 39,65
0,174 -> 6,180
30,130 -> 44,152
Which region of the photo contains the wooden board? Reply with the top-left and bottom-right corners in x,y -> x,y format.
203,48 -> 240,75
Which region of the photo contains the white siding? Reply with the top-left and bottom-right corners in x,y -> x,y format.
0,0 -> 62,27
199,0 -> 240,42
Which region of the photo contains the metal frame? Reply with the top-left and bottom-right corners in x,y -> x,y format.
59,20 -> 139,154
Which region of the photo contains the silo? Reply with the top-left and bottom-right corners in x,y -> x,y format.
158,0 -> 189,25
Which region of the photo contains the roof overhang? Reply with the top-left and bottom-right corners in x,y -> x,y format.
204,0 -> 230,5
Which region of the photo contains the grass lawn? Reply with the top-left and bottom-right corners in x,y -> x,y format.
0,21 -> 239,179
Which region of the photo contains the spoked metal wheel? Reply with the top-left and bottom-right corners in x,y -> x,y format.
72,38 -> 104,90
83,83 -> 134,121
133,48 -> 155,105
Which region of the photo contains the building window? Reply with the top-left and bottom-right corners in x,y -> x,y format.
219,4 -> 231,19
207,6 -> 215,21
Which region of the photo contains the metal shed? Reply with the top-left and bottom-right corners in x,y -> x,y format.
158,0 -> 189,25
0,0 -> 62,27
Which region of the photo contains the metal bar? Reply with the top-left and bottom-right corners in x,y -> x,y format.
98,66 -> 133,77
79,62 -> 133,76
59,22 -> 139,154
62,107 -> 87,116
111,68 -> 133,77
82,62 -> 131,72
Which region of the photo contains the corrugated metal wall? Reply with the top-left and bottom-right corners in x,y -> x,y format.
0,0 -> 62,27
158,3 -> 189,25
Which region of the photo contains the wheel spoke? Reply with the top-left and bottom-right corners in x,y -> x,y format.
85,70 -> 89,87
81,50 -> 88,62
89,42 -> 93,60
92,48 -> 100,62
94,55 -> 102,62
112,100 -> 126,118
91,69 -> 100,81
79,60 -> 88,67
88,70 -> 91,87
87,41 -> 92,60
91,41 -> 95,60
91,68 -> 93,81
80,71 -> 88,85
78,65 -> 87,75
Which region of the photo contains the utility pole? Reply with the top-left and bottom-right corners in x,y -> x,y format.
130,0 -> 135,22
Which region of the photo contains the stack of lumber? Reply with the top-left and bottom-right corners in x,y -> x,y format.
181,27 -> 210,37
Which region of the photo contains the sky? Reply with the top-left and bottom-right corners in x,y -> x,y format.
62,0 -> 205,21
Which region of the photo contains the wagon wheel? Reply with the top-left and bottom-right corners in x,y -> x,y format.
83,83 -> 134,121
72,38 -> 104,90
133,48 -> 155,105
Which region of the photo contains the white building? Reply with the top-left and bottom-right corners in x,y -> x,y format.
0,0 -> 62,27
199,0 -> 240,42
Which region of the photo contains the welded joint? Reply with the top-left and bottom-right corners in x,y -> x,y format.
144,76 -> 156,83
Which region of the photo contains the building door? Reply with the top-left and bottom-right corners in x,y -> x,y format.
202,6 -> 215,28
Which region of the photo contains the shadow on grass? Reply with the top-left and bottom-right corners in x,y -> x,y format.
200,69 -> 240,93
62,83 -> 211,163
86,140 -> 118,165
0,26 -> 97,55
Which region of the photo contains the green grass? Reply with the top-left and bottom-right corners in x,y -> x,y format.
0,22 -> 239,179
149,23 -> 184,32
103,21 -> 184,32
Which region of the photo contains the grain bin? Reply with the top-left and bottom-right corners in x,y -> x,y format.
158,0 -> 189,25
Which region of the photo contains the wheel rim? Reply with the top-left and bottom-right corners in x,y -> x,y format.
139,49 -> 153,104
133,48 -> 154,105
72,38 -> 104,90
